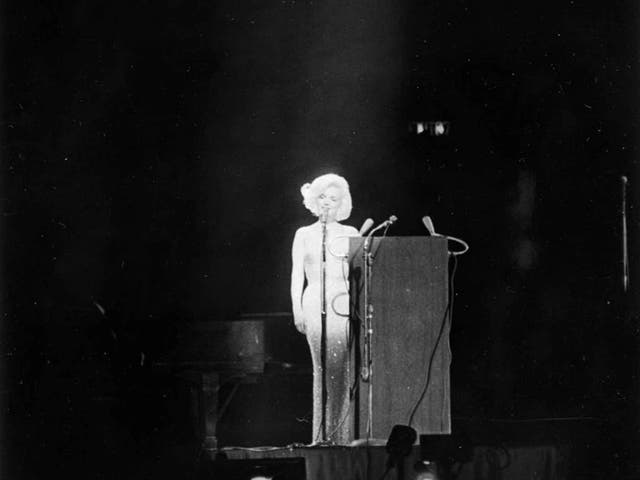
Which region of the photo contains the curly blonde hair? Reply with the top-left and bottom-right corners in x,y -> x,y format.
300,173 -> 352,221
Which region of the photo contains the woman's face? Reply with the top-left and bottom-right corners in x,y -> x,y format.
317,185 -> 342,221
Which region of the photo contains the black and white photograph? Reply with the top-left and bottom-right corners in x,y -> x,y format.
2,1 -> 639,479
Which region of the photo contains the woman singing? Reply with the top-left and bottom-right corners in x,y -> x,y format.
290,173 -> 359,445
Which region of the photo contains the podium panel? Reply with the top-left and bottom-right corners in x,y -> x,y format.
349,236 -> 450,440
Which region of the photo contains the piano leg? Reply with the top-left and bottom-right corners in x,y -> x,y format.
201,372 -> 219,452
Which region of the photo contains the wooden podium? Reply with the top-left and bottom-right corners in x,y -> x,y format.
349,236 -> 451,440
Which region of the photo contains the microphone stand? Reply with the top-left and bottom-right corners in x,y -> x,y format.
361,230 -> 373,441
320,211 -> 328,442
360,220 -> 392,441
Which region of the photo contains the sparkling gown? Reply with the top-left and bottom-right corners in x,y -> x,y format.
301,222 -> 358,444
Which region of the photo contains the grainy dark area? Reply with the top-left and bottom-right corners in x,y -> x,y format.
2,0 -> 639,478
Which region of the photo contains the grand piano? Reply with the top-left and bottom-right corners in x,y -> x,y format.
153,312 -> 310,451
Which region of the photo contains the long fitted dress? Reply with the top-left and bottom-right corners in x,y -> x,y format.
300,222 -> 358,444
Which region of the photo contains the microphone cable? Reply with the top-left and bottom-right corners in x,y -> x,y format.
407,253 -> 458,427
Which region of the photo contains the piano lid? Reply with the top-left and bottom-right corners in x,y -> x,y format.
155,319 -> 265,376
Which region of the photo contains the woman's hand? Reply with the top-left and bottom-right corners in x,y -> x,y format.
293,309 -> 306,334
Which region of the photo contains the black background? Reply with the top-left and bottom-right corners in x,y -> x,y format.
2,0 -> 639,478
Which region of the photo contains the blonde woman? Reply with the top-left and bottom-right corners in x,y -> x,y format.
291,173 -> 359,444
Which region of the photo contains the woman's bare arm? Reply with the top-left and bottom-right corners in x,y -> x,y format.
290,228 -> 306,334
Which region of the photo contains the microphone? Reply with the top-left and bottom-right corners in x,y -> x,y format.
375,215 -> 397,229
367,215 -> 398,240
359,218 -> 375,236
319,207 -> 329,224
422,215 -> 438,236
364,215 -> 397,250
385,215 -> 398,227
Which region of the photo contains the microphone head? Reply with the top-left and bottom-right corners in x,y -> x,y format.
359,218 -> 375,235
422,216 -> 436,235
319,207 -> 329,224
388,215 -> 398,225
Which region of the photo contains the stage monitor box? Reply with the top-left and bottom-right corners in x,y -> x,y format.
349,236 -> 451,441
